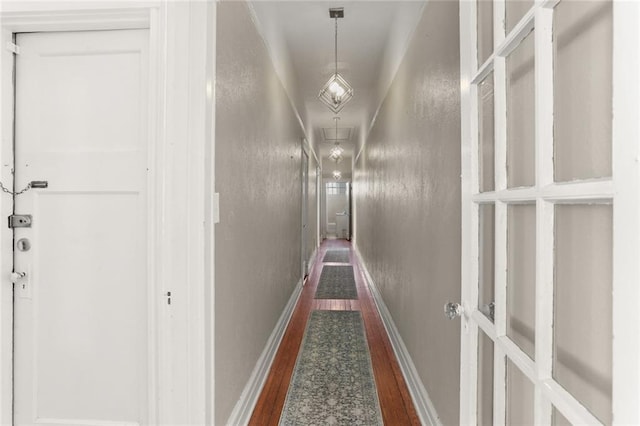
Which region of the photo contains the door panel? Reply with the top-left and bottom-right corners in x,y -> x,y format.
553,204 -> 613,424
477,330 -> 494,425
506,360 -> 535,425
478,204 -> 494,321
506,204 -> 535,360
553,0 -> 612,182
505,31 -> 535,189
13,29 -> 149,425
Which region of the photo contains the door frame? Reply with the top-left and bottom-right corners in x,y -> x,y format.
459,1 -> 640,424
301,142 -> 309,279
0,2 -> 215,424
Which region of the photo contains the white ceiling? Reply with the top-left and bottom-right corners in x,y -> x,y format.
248,1 -> 425,177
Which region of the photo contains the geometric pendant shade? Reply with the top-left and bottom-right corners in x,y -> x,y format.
318,73 -> 354,114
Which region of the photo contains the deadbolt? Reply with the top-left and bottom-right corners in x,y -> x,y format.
16,238 -> 31,252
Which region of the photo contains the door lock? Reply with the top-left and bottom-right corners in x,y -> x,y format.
480,302 -> 495,321
10,271 -> 26,283
16,238 -> 31,252
8,214 -> 32,228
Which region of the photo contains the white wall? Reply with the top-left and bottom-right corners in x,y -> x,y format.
215,2 -> 306,424
354,1 -> 462,424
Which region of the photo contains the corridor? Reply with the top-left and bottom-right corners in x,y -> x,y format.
249,240 -> 419,425
0,0 -> 638,425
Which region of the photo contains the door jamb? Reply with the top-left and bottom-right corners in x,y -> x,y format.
300,141 -> 309,280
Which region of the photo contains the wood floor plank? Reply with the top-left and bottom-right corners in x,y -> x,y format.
249,239 -> 419,425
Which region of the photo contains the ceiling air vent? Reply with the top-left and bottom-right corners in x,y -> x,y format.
322,127 -> 352,141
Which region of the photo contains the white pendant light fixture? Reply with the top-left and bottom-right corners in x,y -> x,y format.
328,116 -> 344,163
333,170 -> 342,180
318,8 -> 354,114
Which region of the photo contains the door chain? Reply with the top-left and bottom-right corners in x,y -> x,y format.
0,180 -> 48,195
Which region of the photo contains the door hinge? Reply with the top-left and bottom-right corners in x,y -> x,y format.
8,214 -> 32,228
6,42 -> 20,55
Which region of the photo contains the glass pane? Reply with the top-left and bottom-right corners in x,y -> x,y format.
554,204 -> 613,424
478,331 -> 494,425
507,204 -> 535,359
479,204 -> 495,321
506,359 -> 534,425
553,0 -> 612,182
552,407 -> 572,426
507,32 -> 535,188
506,0 -> 533,34
479,73 -> 495,193
477,0 -> 494,65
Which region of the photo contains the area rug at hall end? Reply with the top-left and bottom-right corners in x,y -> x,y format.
278,311 -> 383,426
314,265 -> 358,299
322,248 -> 350,264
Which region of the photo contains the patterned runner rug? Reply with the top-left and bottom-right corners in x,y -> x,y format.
314,265 -> 357,299
279,311 -> 383,425
322,248 -> 350,263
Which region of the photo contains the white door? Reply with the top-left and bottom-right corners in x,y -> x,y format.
12,29 -> 150,425
458,1 -> 640,425
301,147 -> 309,278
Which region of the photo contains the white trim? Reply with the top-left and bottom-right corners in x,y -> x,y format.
471,57 -> 494,85
0,26 -> 14,426
204,2 -> 217,423
146,7 -> 162,423
471,179 -> 614,203
612,1 -> 640,424
495,9 -> 535,59
540,380 -> 601,425
354,246 -> 441,426
226,278 -> 305,426
533,7 -> 554,424
35,419 -> 140,426
184,1 -> 212,424
0,8 -> 151,32
458,0 -> 475,423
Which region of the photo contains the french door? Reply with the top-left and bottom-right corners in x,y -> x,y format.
459,1 -> 640,424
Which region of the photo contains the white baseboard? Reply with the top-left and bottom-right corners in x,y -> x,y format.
307,247 -> 318,277
354,246 -> 442,426
226,278 -> 305,426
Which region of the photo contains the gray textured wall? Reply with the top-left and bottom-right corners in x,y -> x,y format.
215,2 -> 305,423
354,2 -> 462,424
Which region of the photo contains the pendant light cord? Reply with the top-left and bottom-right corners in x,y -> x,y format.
335,16 -> 338,76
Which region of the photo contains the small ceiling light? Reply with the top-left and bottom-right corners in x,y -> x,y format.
328,117 -> 343,163
318,8 -> 354,114
333,170 -> 342,180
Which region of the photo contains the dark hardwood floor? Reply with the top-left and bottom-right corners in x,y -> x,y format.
249,239 -> 420,425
